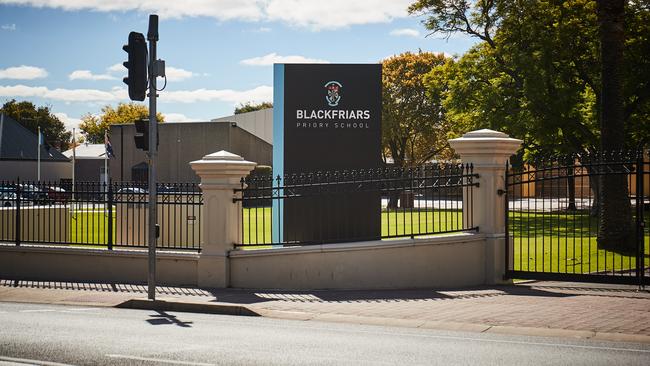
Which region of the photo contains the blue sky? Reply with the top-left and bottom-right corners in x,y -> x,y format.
0,0 -> 478,132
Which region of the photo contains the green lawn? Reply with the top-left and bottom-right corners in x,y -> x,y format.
241,207 -> 465,246
65,207 -> 650,276
509,210 -> 650,274
69,209 -> 115,246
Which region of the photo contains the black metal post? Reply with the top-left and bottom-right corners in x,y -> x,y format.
107,182 -> 113,250
636,152 -> 644,287
15,178 -> 20,246
504,161 -> 510,279
147,14 -> 159,301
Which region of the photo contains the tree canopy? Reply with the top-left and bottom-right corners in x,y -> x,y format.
80,103 -> 164,143
1,99 -> 71,150
381,51 -> 452,167
234,102 -> 273,115
411,0 -> 650,159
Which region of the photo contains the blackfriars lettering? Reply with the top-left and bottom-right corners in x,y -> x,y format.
296,109 -> 371,120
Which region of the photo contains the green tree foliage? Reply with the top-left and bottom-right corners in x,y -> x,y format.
382,51 -> 452,167
411,0 -> 650,251
234,102 -> 273,114
80,103 -> 164,143
411,0 -> 649,158
1,99 -> 72,150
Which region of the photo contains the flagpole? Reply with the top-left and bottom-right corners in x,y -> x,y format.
72,128 -> 76,201
37,126 -> 41,181
104,130 -> 108,187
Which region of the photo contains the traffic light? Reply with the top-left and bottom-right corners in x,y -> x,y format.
134,119 -> 149,151
122,32 -> 147,101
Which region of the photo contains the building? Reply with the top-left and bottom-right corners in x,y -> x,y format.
0,113 -> 70,182
109,120 -> 272,183
211,108 -> 273,144
62,143 -> 108,182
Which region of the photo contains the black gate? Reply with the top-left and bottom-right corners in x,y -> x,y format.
505,150 -> 649,286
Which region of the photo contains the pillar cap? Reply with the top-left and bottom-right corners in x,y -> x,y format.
459,129 -> 509,139
202,150 -> 246,161
448,129 -> 522,166
190,150 -> 256,181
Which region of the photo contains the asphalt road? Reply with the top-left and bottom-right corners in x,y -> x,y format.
0,302 -> 648,366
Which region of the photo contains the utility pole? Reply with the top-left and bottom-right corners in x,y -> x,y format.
122,14 -> 164,301
147,14 -> 159,301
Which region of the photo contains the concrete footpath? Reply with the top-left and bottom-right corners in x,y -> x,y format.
1,279 -> 649,344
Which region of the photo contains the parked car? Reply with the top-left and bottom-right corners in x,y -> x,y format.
46,186 -> 69,203
19,184 -> 49,205
0,191 -> 16,207
117,187 -> 147,194
116,187 -> 147,205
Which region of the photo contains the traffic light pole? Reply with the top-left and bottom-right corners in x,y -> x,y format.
147,15 -> 159,301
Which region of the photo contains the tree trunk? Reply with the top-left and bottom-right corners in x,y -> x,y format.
596,0 -> 635,252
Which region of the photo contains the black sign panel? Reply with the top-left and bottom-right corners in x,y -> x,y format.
281,64 -> 382,243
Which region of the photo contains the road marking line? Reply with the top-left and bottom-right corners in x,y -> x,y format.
0,355 -> 74,366
106,354 -> 215,366
19,309 -> 57,313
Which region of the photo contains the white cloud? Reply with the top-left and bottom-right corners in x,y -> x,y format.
390,28 -> 420,37
0,83 -> 272,105
1,23 -> 16,31
256,27 -> 271,32
165,67 -> 194,82
54,112 -> 83,131
161,85 -> 273,105
69,70 -> 116,81
0,65 -> 48,80
0,0 -> 412,29
0,84 -> 120,102
265,0 -> 411,30
163,113 -> 201,122
241,53 -> 329,66
106,63 -> 195,82
107,63 -> 125,73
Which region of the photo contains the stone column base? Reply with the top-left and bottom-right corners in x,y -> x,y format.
197,253 -> 229,288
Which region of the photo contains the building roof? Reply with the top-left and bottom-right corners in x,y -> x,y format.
63,143 -> 107,159
0,113 -> 69,161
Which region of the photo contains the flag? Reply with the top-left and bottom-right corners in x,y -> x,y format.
104,130 -> 115,158
38,128 -> 44,145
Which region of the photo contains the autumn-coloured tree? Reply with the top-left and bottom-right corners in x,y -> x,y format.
79,103 -> 164,143
381,51 -> 452,168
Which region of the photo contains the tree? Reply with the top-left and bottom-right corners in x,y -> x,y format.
381,51 -> 452,168
412,0 -> 603,157
79,103 -> 164,143
1,99 -> 72,150
411,0 -> 649,251
234,102 -> 273,114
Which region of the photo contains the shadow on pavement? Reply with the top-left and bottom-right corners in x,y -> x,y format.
146,310 -> 194,327
2,278 -> 647,307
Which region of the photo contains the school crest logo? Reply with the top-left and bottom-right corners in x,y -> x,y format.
324,81 -> 342,107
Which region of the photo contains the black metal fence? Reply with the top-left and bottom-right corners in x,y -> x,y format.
0,180 -> 202,251
505,150 -> 649,285
236,164 -> 479,248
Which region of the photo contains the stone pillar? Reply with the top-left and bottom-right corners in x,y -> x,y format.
448,129 -> 522,284
190,151 -> 256,288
